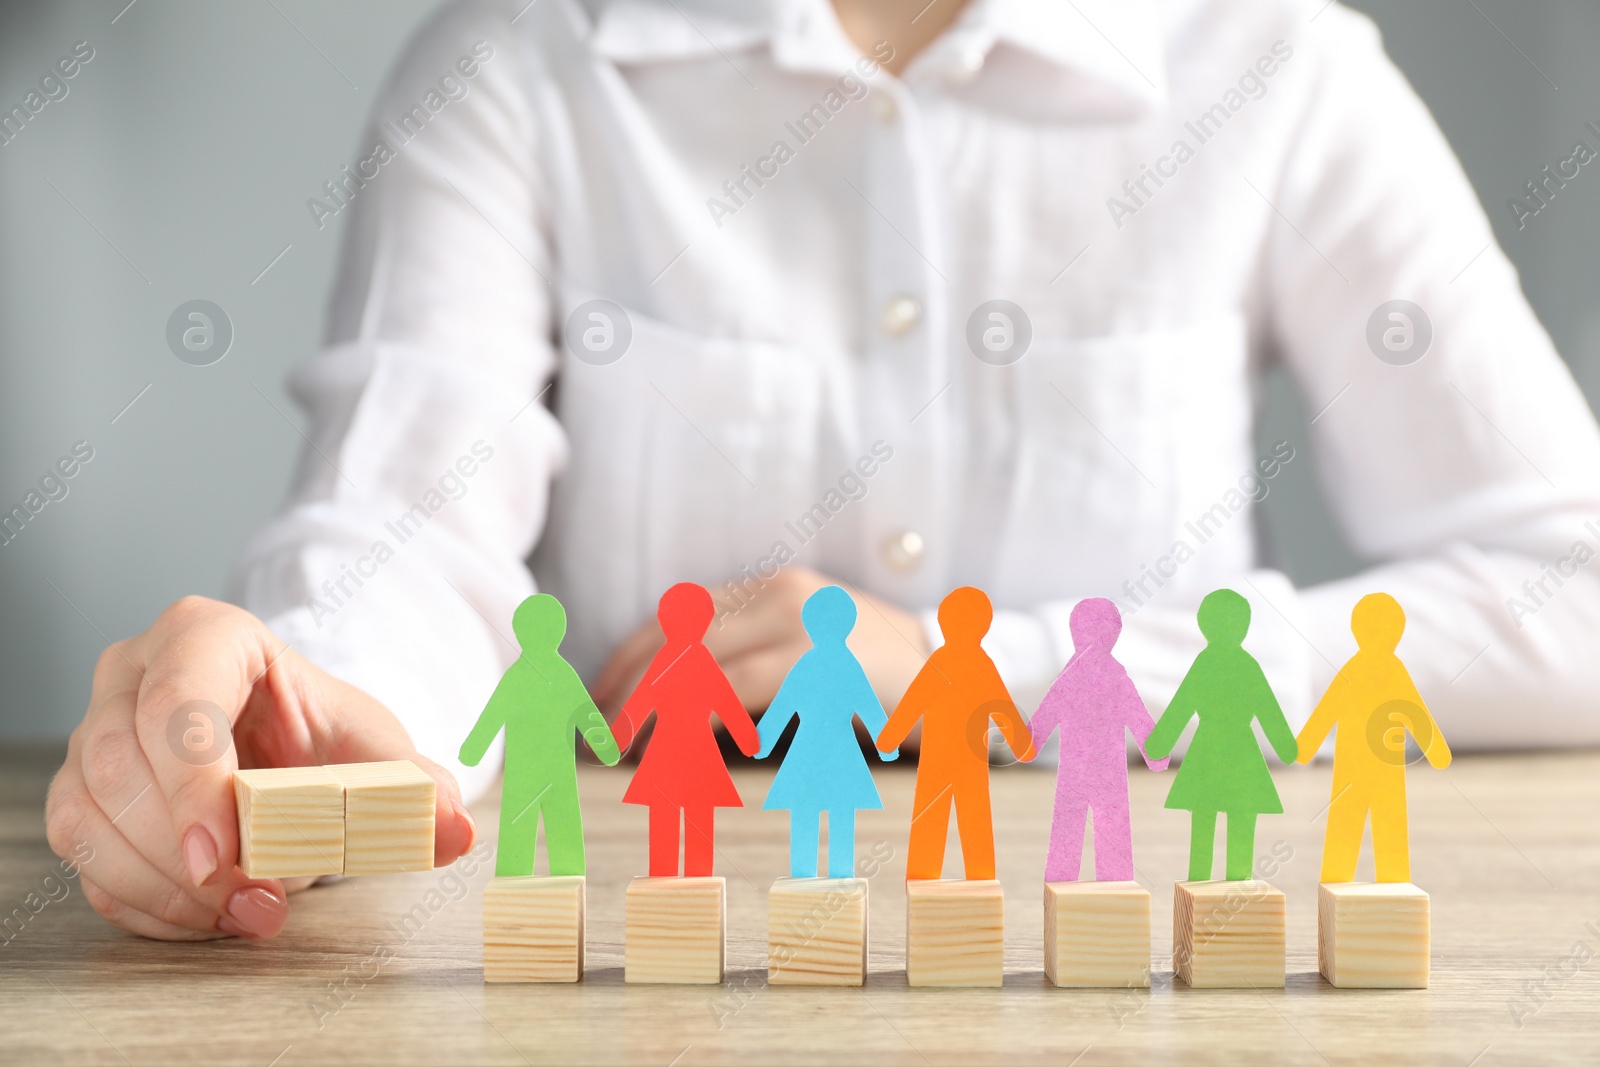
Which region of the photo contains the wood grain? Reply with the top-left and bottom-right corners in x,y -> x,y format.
905,879 -> 1004,987
1173,880 -> 1286,988
768,877 -> 867,986
482,875 -> 584,983
1318,881 -> 1430,988
624,876 -> 725,984
233,766 -> 344,879
330,761 -> 436,876
5,744 -> 1600,1064
1044,880 -> 1150,988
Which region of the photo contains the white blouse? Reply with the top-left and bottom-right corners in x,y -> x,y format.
231,0 -> 1600,801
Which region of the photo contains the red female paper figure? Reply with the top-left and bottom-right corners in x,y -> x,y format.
1145,589 -> 1298,882
611,582 -> 760,877
1295,593 -> 1451,883
1030,597 -> 1168,882
755,585 -> 899,879
876,586 -> 1036,880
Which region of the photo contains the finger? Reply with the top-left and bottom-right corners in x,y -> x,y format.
129,599 -> 283,886
80,878 -> 225,942
407,752 -> 476,866
49,760 -> 232,935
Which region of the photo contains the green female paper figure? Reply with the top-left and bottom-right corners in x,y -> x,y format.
1145,589 -> 1298,881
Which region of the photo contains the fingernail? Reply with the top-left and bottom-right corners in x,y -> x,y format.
182,826 -> 218,887
216,916 -> 251,939
455,800 -> 478,849
226,885 -> 288,939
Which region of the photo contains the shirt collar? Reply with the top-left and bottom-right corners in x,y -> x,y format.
587,0 -> 1167,122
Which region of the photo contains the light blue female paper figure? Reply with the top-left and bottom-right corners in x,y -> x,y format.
756,586 -> 899,879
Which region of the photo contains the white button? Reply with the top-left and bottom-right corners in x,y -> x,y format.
870,92 -> 899,124
950,47 -> 985,82
880,295 -> 921,338
883,530 -> 925,572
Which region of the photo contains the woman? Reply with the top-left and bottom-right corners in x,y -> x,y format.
1146,589 -> 1299,882
46,0 -> 1600,940
610,583 -> 760,877
756,585 -> 899,880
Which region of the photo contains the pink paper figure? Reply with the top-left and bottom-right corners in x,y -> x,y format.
1029,598 -> 1169,882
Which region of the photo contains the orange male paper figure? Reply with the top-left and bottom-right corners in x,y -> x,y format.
1296,593 -> 1452,883
876,587 -> 1035,880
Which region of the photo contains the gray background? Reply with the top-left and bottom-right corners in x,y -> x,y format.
0,0 -> 1595,740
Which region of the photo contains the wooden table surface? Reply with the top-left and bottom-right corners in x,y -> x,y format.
2,743 -> 1596,1066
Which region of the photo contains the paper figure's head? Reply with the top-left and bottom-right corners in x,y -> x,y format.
512,593 -> 566,651
1069,597 -> 1122,651
937,586 -> 992,644
658,581 -> 715,643
1351,592 -> 1405,652
802,585 -> 856,644
1196,588 -> 1250,646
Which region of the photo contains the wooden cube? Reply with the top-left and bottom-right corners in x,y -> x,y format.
483,876 -> 585,983
1045,881 -> 1151,988
1318,882 -> 1430,988
768,877 -> 868,986
234,766 -> 345,879
329,761 -> 436,875
905,879 -> 1004,987
1173,880 -> 1285,988
625,877 -> 726,984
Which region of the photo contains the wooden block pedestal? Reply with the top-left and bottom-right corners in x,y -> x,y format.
625,877 -> 726,984
329,761 -> 436,875
1044,881 -> 1151,987
768,877 -> 868,986
905,879 -> 1004,987
483,876 -> 585,982
1318,882 -> 1430,988
233,766 -> 345,878
1173,880 -> 1285,988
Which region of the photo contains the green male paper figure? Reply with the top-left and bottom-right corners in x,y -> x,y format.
460,594 -> 621,877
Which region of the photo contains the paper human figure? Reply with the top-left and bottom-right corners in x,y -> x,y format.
1030,597 -> 1168,882
611,582 -> 760,877
1295,593 -> 1451,882
1145,589 -> 1298,882
459,593 -> 621,877
756,586 -> 899,879
876,586 -> 1035,880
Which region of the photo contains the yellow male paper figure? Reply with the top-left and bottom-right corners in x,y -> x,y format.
1296,593 -> 1451,882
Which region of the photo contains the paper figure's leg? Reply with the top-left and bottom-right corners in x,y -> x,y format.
542,786 -> 586,877
906,777 -> 953,880
1224,812 -> 1258,881
648,804 -> 680,877
789,810 -> 819,879
1188,810 -> 1218,881
1319,785 -> 1366,883
494,790 -> 541,877
1091,795 -> 1135,882
683,805 -> 715,877
826,809 -> 855,879
954,782 -> 996,881
1370,786 -> 1412,883
1044,786 -> 1088,882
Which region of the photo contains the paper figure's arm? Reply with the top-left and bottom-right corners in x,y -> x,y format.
1144,670 -> 1197,761
984,666 -> 1036,763
707,657 -> 761,757
1397,672 -> 1452,769
458,675 -> 511,767
566,672 -> 622,768
1251,660 -> 1300,764
1120,671 -> 1169,771
877,665 -> 936,752
1028,665 -> 1073,754
609,677 -> 654,756
1295,672 -> 1345,764
847,660 -> 898,762
755,671 -> 801,760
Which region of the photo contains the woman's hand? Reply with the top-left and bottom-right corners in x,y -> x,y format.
592,567 -> 930,715
45,596 -> 476,941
